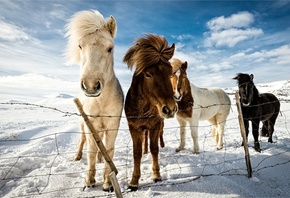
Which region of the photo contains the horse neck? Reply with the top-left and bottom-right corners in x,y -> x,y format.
253,85 -> 259,97
177,77 -> 193,112
127,75 -> 158,116
251,84 -> 260,104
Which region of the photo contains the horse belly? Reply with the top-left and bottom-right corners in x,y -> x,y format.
199,106 -> 220,121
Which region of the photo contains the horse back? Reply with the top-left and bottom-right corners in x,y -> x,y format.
191,85 -> 231,120
258,93 -> 280,117
242,92 -> 280,121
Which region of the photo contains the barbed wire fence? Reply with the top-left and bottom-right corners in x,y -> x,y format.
0,99 -> 290,197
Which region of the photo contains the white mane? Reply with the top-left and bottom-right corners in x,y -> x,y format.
65,10 -> 109,65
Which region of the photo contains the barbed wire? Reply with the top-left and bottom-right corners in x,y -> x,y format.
0,100 -> 289,197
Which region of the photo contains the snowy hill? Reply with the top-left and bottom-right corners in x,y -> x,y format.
0,75 -> 290,197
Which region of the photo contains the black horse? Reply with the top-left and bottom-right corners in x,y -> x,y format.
233,73 -> 280,152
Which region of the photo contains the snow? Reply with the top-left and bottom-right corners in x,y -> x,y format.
1,74 -> 290,198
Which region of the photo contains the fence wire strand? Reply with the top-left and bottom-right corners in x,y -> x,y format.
0,100 -> 290,197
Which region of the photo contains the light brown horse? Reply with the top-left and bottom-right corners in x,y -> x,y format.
65,10 -> 124,191
123,34 -> 177,191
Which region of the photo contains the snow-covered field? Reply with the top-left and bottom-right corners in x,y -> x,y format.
1,74 -> 290,198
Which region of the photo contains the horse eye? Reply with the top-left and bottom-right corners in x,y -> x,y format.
145,72 -> 152,78
108,47 -> 113,53
78,45 -> 82,50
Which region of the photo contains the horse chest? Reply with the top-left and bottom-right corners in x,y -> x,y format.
176,94 -> 193,118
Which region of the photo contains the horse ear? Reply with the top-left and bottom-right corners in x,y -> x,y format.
182,61 -> 188,70
168,43 -> 175,58
233,74 -> 240,80
250,74 -> 254,81
104,15 -> 117,38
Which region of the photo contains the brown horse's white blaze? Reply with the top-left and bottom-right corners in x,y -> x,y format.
124,34 -> 177,191
170,58 -> 231,153
65,10 -> 124,191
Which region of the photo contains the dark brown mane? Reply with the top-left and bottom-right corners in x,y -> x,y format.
123,34 -> 175,75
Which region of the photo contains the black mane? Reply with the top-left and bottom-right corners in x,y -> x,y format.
233,73 -> 259,99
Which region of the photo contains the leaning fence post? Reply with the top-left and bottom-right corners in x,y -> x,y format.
74,98 -> 123,198
235,92 -> 252,178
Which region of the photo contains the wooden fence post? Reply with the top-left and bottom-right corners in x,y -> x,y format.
235,92 -> 252,178
74,98 -> 123,198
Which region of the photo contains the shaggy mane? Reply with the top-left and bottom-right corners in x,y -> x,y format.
65,10 -> 109,65
123,34 -> 175,75
170,58 -> 183,73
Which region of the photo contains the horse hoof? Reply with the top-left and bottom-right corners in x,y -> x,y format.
254,142 -> 261,152
176,148 -> 181,152
153,178 -> 162,183
82,184 -> 96,191
128,185 -> 138,191
268,139 -> 273,143
217,147 -> 223,150
74,154 -> 82,161
103,186 -> 114,192
192,149 -> 199,154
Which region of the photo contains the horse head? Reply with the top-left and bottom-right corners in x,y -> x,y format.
233,73 -> 256,106
124,34 -> 177,118
170,58 -> 189,101
66,10 -> 117,97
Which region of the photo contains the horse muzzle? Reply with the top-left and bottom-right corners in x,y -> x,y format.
174,94 -> 183,101
81,80 -> 102,97
161,104 -> 178,119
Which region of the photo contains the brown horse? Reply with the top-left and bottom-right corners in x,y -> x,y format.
123,34 -> 177,191
170,58 -> 231,153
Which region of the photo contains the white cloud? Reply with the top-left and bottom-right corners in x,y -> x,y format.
228,44 -> 290,68
0,20 -> 31,42
205,11 -> 263,48
205,28 -> 263,48
171,34 -> 194,41
207,11 -> 254,31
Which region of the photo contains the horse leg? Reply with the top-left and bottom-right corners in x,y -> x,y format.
176,117 -> 187,152
217,122 -> 225,150
261,120 -> 269,137
268,113 -> 279,143
142,130 -> 149,154
128,129 -> 143,191
160,129 -> 165,148
208,117 -> 218,148
74,122 -> 86,161
149,126 -> 161,182
84,132 -> 98,187
160,122 -> 165,148
97,151 -> 103,163
102,129 -> 118,191
190,119 -> 199,154
252,119 -> 261,152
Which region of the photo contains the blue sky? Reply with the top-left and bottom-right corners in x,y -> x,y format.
0,0 -> 290,88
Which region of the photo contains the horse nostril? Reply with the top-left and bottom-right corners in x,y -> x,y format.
173,105 -> 178,113
95,81 -> 101,92
81,81 -> 87,91
162,106 -> 171,116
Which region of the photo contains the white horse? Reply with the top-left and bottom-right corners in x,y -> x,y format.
65,10 -> 124,191
170,58 -> 231,153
